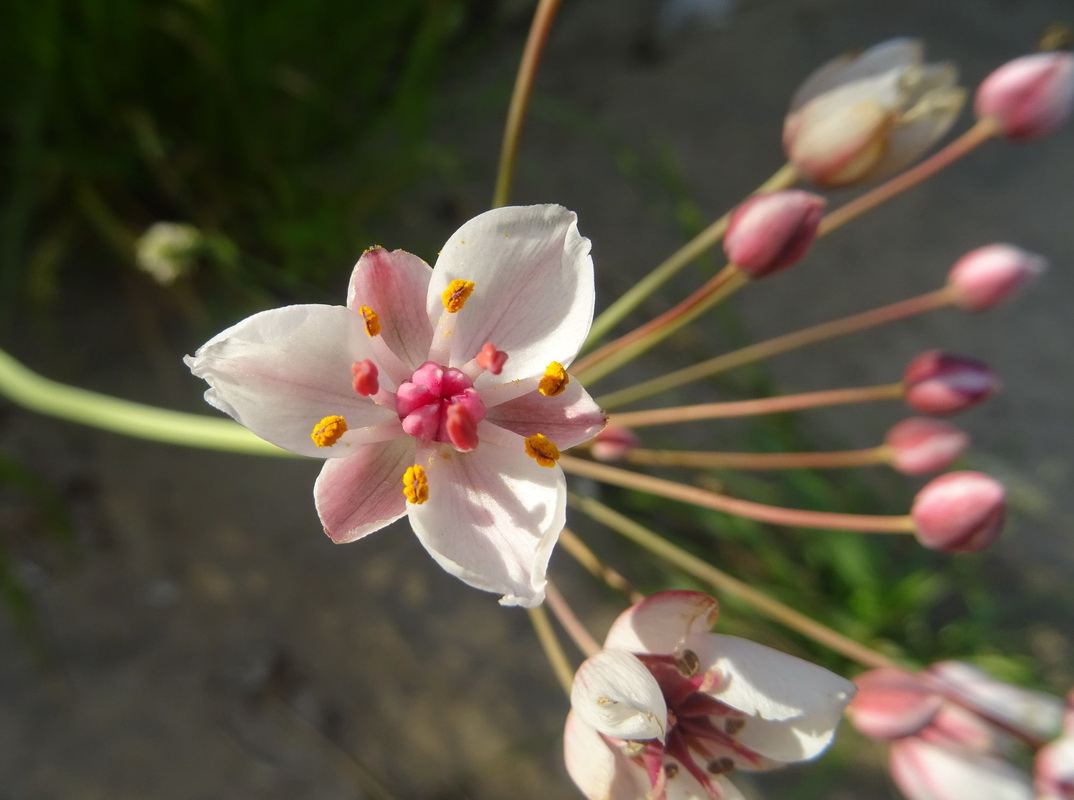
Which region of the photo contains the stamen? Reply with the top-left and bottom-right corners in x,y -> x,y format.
675,649 -> 701,677
525,433 -> 561,467
311,415 -> 348,448
442,279 -> 475,313
539,361 -> 569,396
706,757 -> 735,775
724,719 -> 745,735
359,305 -> 381,337
351,359 -> 380,396
402,465 -> 429,504
475,343 -> 508,375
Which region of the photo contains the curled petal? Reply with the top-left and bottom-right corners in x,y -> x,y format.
889,737 -> 1034,800
427,205 -> 594,383
407,442 -> 565,607
571,650 -> 668,742
604,591 -> 720,654
314,438 -> 416,543
347,247 -> 434,370
564,711 -> 651,800
184,305 -> 395,457
483,379 -> 607,449
789,39 -> 924,112
691,634 -> 855,761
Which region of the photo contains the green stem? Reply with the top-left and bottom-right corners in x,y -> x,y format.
492,0 -> 563,208
621,445 -> 888,471
586,162 -> 798,345
0,347 -> 290,456
598,287 -> 954,409
527,604 -> 574,695
568,492 -> 901,670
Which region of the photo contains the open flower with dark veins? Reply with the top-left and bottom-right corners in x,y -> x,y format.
565,591 -> 855,799
185,205 -> 606,606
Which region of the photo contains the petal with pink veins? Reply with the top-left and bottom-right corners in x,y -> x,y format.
184,304 -> 395,457
889,737 -> 1033,800
347,247 -> 434,371
571,650 -> 668,742
427,205 -> 594,384
314,437 -> 416,543
690,634 -> 855,761
603,591 -> 720,654
563,710 -> 651,800
483,379 -> 607,448
407,442 -> 566,607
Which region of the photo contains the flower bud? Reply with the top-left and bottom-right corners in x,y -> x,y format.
849,668 -> 943,740
784,38 -> 965,187
886,418 -> 970,475
903,351 -> 998,415
947,244 -> 1046,311
135,221 -> 202,285
911,472 -> 1006,553
590,426 -> 639,462
975,51 -> 1074,141
723,191 -> 825,278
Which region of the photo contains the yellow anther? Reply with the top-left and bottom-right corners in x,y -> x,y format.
359,305 -> 381,337
524,434 -> 560,467
538,362 -> 569,397
311,415 -> 348,448
442,279 -> 475,313
402,464 -> 429,504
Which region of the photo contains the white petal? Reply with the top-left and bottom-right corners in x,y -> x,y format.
185,305 -> 397,457
889,737 -> 1034,800
691,634 -> 855,761
926,661 -> 1064,742
604,591 -> 720,654
346,246 -> 434,371
571,650 -> 667,742
563,711 -> 651,800
406,442 -> 565,607
790,38 -> 921,111
666,774 -> 745,800
483,379 -> 607,450
427,205 -> 594,383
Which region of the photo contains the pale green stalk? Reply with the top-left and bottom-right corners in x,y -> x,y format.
0,347 -> 290,456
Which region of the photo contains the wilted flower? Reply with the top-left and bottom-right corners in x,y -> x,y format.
186,205 -> 606,606
783,38 -> 966,187
135,221 -> 203,285
565,591 -> 855,799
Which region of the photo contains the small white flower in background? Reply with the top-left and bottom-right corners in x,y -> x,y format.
135,221 -> 203,285
565,591 -> 855,799
186,205 -> 605,607
784,38 -> 966,187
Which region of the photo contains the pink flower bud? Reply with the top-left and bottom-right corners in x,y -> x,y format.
975,51 -> 1074,141
1036,735 -> 1074,800
903,351 -> 998,415
849,668 -> 943,740
886,418 -> 970,475
947,244 -> 1046,311
589,426 -> 639,462
723,191 -> 826,278
911,472 -> 1006,553
784,39 -> 966,187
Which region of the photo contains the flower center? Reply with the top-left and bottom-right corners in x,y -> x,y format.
395,361 -> 486,451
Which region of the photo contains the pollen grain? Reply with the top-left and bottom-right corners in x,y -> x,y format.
359,305 -> 381,337
524,434 -> 560,467
311,415 -> 348,448
442,279 -> 475,313
538,362 -> 569,396
403,465 -> 429,504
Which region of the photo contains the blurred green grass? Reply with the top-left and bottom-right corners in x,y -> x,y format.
0,0 -> 497,311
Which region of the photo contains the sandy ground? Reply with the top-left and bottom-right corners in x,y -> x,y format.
2,0 -> 1072,798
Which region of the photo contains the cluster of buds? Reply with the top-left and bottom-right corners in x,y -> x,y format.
849,663 -> 1073,800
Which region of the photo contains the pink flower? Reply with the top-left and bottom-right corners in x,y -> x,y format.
889,735 -> 1034,800
975,51 -> 1074,141
186,205 -> 606,607
564,591 -> 855,799
784,39 -> 965,187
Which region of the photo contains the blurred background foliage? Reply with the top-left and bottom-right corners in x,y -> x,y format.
0,0 -> 498,312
